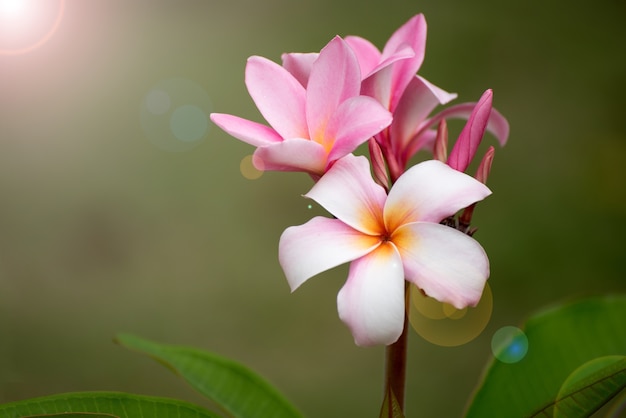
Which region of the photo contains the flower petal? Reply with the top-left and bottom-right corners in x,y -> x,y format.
344,35 -> 382,79
337,242 -> 406,346
392,222 -> 489,309
384,160 -> 491,231
279,217 -> 380,291
325,96 -> 392,162
281,52 -> 318,87
245,56 -> 308,139
253,138 -> 327,173
447,89 -> 492,172
210,113 -> 283,147
390,76 -> 457,155
305,154 -> 387,235
306,36 -> 361,142
381,14 -> 427,110
360,44 -> 415,111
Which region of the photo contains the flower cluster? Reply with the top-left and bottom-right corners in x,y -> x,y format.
211,15 -> 509,346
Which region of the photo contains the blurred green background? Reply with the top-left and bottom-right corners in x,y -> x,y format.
1,0 -> 624,417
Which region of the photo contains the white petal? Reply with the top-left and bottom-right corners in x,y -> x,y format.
279,217 -> 380,291
337,243 -> 406,346
384,160 -> 491,232
392,222 -> 489,309
305,155 -> 387,235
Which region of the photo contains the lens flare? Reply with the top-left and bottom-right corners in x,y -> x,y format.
140,78 -> 212,152
0,0 -> 65,55
408,282 -> 493,347
240,155 -> 263,180
491,326 -> 528,363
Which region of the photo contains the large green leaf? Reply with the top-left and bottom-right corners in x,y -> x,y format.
548,355 -> 626,417
466,295 -> 626,417
115,334 -> 302,418
0,392 -> 219,418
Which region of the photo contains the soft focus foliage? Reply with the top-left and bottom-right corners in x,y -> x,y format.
466,296 -> 626,417
1,1 -> 625,417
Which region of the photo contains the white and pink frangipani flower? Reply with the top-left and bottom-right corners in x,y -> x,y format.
210,36 -> 392,177
279,154 -> 492,346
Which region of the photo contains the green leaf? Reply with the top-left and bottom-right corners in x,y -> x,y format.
21,414 -> 117,418
378,387 -> 405,418
465,295 -> 626,417
0,392 -> 219,418
541,355 -> 626,417
115,334 -> 302,418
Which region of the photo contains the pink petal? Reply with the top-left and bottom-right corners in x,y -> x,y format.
390,76 -> 457,154
279,217 -> 381,291
253,138 -> 327,173
245,56 -> 308,140
281,52 -> 318,87
392,222 -> 489,308
337,242 -> 406,346
305,155 -> 387,235
384,160 -> 491,231
380,14 -> 428,110
325,96 -> 392,162
306,36 -> 361,142
345,36 -> 381,79
447,90 -> 493,172
360,44 -> 415,111
416,101 -> 510,147
210,113 -> 283,147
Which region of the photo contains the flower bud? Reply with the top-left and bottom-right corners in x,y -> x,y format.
368,138 -> 390,191
434,119 -> 448,162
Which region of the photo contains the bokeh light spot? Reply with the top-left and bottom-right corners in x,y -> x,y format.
240,155 -> 263,180
491,326 -> 528,363
140,78 -> 212,152
408,282 -> 492,347
145,89 -> 171,115
443,303 -> 467,319
170,105 -> 208,143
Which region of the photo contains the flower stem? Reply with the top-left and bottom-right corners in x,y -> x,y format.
383,282 -> 409,413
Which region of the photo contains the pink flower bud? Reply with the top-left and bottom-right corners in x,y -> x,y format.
447,89 -> 493,172
475,146 -> 495,184
434,119 -> 448,162
369,138 -> 390,191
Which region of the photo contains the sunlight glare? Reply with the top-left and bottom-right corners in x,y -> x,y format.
0,0 -> 65,55
0,0 -> 28,18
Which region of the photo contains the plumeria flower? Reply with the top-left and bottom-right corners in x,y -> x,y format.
279,154 -> 491,346
346,15 -> 509,180
210,36 -> 392,177
281,14 -> 509,181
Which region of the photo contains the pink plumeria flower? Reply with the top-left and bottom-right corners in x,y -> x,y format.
344,14 -> 508,180
279,154 -> 491,346
210,36 -> 392,177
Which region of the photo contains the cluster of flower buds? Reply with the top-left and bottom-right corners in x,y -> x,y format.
211,15 -> 509,346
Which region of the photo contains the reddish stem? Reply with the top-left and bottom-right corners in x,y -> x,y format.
383,282 -> 409,413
